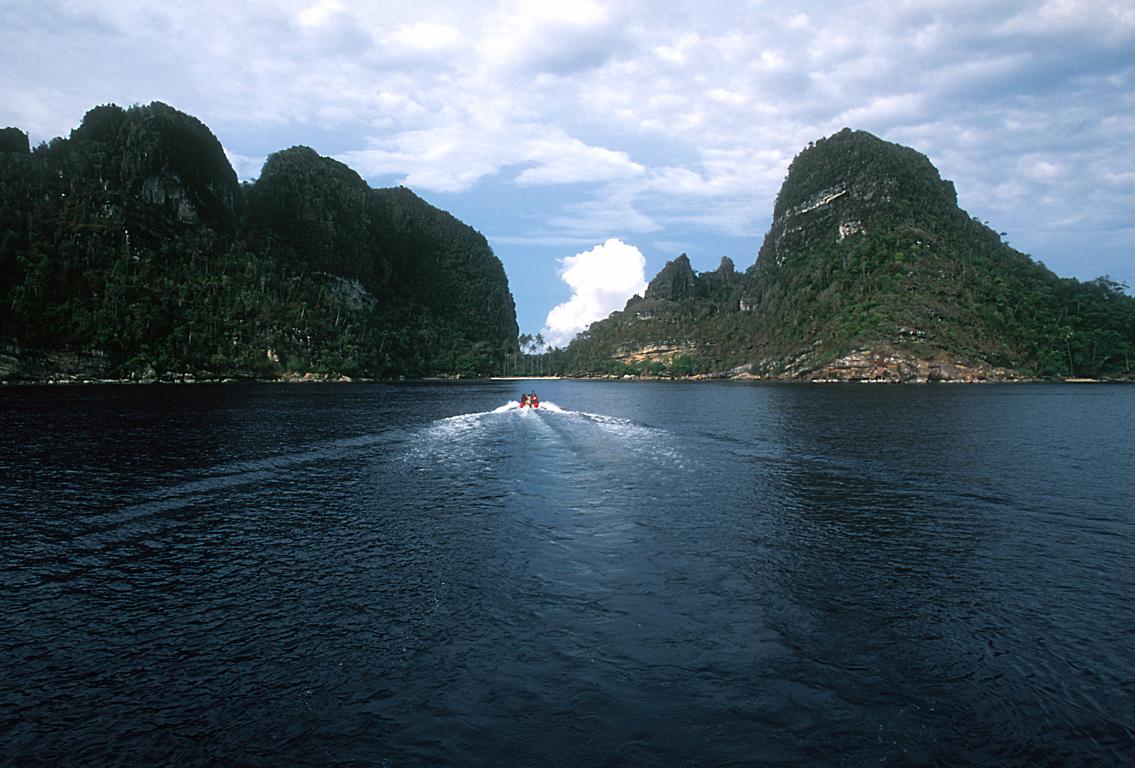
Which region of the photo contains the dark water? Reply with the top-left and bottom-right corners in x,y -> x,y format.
2,381 -> 1133,766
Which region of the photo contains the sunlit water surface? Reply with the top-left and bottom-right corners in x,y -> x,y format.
3,381 -> 1133,766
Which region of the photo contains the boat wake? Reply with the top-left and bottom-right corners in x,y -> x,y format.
408,401 -> 687,473
78,429 -> 409,546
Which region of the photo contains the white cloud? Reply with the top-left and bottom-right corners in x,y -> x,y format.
339,124 -> 507,192
1022,158 -> 1063,181
387,22 -> 462,51
543,239 -> 648,346
708,87 -> 746,106
341,123 -> 645,193
653,32 -> 701,65
515,133 -> 645,185
999,0 -> 1135,40
787,13 -> 810,31
296,0 -> 345,29
835,93 -> 926,128
478,0 -> 628,75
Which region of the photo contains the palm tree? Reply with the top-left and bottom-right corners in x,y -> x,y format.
518,333 -> 533,375
534,333 -> 546,374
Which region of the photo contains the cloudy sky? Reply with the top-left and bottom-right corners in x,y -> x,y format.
3,1 -> 1133,345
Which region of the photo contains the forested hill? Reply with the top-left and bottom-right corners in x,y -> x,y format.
558,129 -> 1135,382
0,102 -> 518,381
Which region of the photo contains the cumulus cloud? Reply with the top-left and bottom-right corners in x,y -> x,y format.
542,239 -> 648,347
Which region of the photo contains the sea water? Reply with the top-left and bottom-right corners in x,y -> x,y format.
2,381 -> 1133,766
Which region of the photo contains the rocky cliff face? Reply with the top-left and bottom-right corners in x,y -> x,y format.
68,102 -> 240,239
756,128 -> 959,273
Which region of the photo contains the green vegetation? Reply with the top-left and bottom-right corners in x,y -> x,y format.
557,130 -> 1135,380
0,102 -> 518,380
3,112 -> 1129,383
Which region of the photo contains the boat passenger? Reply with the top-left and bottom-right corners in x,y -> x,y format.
530,392 -> 539,409
519,394 -> 529,408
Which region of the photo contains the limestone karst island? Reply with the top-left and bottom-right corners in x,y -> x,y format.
2,104 -> 1133,383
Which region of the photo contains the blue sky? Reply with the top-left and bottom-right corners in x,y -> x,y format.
3,1 -> 1133,345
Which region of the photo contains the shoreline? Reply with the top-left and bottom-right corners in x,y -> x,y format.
489,376 -> 562,381
1,373 -> 1128,386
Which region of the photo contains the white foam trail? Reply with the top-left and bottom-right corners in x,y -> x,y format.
547,407 -> 687,467
415,400 -> 688,472
426,412 -> 491,440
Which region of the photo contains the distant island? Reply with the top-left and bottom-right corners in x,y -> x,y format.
2,107 -> 1132,383
549,129 -> 1135,382
0,102 -> 518,382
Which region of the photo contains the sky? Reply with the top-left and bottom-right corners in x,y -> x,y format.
2,1 -> 1133,346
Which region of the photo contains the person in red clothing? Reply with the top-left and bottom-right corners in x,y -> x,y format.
519,393 -> 529,408
530,392 -> 539,409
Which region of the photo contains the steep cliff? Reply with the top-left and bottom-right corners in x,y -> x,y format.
366,185 -> 518,360
66,102 -> 240,237
248,146 -> 378,287
246,148 -> 518,370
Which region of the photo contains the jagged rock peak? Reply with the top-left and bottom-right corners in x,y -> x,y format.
697,256 -> 740,293
645,253 -> 697,301
713,256 -> 735,275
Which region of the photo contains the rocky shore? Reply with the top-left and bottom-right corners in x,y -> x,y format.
771,345 -> 1031,383
566,342 -> 1130,383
